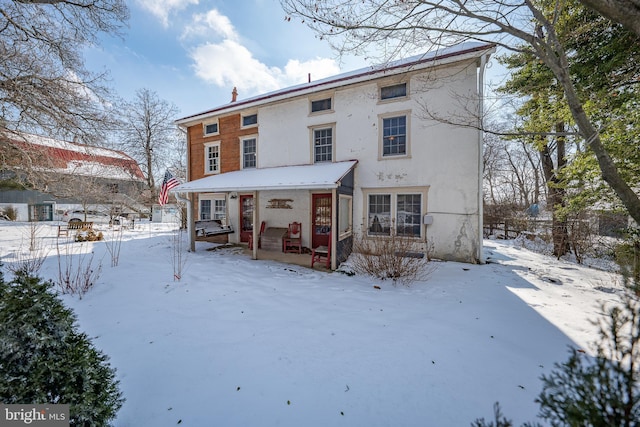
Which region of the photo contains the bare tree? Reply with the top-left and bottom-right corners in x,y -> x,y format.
281,0 -> 640,226
117,88 -> 183,207
0,0 -> 128,142
0,0 -> 128,198
483,131 -> 545,208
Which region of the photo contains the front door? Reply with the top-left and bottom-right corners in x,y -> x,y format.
239,194 -> 254,243
312,193 -> 331,248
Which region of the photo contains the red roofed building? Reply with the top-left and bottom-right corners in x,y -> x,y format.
0,132 -> 146,221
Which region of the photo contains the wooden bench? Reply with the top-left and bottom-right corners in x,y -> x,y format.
58,221 -> 94,237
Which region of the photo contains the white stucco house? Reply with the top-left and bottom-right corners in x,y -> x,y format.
173,42 -> 495,268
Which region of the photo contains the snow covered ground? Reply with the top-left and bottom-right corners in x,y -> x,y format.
0,221 -> 626,426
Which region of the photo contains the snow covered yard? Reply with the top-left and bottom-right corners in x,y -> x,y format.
0,221 -> 625,426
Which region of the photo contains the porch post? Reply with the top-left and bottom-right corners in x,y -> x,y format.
331,188 -> 337,270
252,190 -> 259,260
188,193 -> 195,252
175,192 -> 195,252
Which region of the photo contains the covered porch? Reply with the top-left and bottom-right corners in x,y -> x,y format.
172,160 -> 357,270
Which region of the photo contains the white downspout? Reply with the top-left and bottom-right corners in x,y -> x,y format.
477,53 -> 488,264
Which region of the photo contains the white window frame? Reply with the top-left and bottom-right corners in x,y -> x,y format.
203,120 -> 219,136
204,141 -> 221,174
310,97 -> 333,114
241,135 -> 258,169
378,111 -> 411,160
310,123 -> 336,164
338,194 -> 353,240
199,194 -> 227,222
213,198 -> 227,221
362,187 -> 427,239
199,198 -> 212,220
241,113 -> 258,129
379,81 -> 409,102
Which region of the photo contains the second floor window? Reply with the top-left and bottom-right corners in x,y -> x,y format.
314,127 -> 333,163
382,115 -> 407,157
243,138 -> 257,168
206,144 -> 220,173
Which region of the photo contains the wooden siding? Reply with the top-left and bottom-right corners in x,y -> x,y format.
188,113 -> 258,181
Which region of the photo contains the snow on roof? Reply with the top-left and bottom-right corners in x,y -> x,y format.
176,42 -> 495,124
3,131 -> 145,181
25,132 -> 133,161
172,160 -> 358,193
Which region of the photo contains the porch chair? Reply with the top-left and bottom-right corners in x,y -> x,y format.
311,233 -> 331,269
283,221 -> 302,253
248,221 -> 266,250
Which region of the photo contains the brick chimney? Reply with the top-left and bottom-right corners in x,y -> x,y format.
231,87 -> 238,102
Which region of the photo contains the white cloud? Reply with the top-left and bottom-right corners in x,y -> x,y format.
186,9 -> 342,98
136,0 -> 198,28
282,58 -> 341,85
191,39 -> 280,94
183,9 -> 238,41
190,40 -> 341,96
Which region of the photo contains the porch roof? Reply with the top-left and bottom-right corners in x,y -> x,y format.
172,160 -> 358,193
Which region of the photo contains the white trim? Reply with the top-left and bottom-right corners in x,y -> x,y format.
240,135 -> 258,169
173,160 -> 357,193
378,111 -> 411,160
203,120 -> 219,136
204,141 -> 221,175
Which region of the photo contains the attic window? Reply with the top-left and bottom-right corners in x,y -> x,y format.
242,114 -> 257,127
204,122 -> 219,136
311,98 -> 332,113
380,83 -> 407,100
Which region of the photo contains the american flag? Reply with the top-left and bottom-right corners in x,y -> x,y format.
158,170 -> 180,206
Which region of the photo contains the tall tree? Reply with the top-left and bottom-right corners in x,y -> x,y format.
118,88 -> 182,207
0,0 -> 128,141
281,0 -> 640,225
500,3 -> 640,254
0,0 -> 128,189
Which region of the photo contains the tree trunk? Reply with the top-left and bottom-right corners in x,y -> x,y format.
539,128 -> 570,257
543,47 -> 640,226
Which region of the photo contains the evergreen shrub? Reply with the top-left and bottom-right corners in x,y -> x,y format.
0,269 -> 124,425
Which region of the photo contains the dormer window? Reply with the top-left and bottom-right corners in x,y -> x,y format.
380,83 -> 407,100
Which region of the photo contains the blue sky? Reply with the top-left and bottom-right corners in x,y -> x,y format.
84,0 -> 368,119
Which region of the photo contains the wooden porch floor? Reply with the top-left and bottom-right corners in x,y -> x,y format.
203,243 -> 331,272
241,247 -> 331,271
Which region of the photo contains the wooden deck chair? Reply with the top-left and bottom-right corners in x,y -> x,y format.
283,221 -> 302,253
311,233 -> 331,269
248,221 -> 266,249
